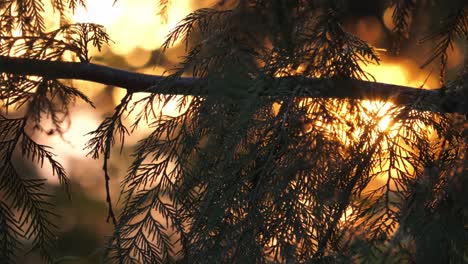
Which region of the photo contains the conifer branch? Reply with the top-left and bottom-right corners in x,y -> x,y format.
1,55 -> 465,114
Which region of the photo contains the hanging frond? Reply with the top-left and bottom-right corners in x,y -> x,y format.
420,4 -> 467,83
390,0 -> 415,52
0,202 -> 22,263
103,1 -> 466,262
158,0 -> 170,24
162,8 -> 232,51
0,0 -> 466,263
85,92 -> 131,159
0,163 -> 59,262
14,0 -> 46,34
108,188 -> 179,264
21,133 -> 69,187
85,92 -> 132,225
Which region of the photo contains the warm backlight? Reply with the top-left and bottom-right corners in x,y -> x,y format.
364,60 -> 438,89
74,0 -> 121,27
73,0 -> 192,55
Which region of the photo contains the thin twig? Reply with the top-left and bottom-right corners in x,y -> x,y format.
104,158 -> 118,225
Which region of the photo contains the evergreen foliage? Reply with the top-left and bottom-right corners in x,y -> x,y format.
0,0 -> 467,263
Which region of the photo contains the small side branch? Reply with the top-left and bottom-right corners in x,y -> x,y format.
0,55 -> 465,114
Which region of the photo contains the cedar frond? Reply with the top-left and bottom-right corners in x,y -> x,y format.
85,92 -> 132,226
390,0 -> 415,52
0,163 -> 58,262
162,8 -> 232,51
158,0 -> 169,24
420,4 -> 467,83
0,1 -> 466,263
0,23 -> 111,62
85,92 -> 131,159
21,132 -> 69,188
0,201 -> 22,263
15,0 -> 46,34
108,188 -> 179,264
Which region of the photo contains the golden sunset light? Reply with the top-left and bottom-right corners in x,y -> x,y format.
74,0 -> 121,27
18,0 -> 443,207
29,1 -> 198,183
73,0 -> 192,55
1,1 -> 464,262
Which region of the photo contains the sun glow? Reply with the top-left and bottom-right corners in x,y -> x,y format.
74,0 -> 121,27
73,0 -> 192,55
272,60 -> 437,183
33,105 -> 101,184
359,62 -> 438,185
30,1 -> 197,182
364,60 -> 439,89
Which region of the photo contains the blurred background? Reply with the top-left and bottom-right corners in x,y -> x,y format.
11,0 -> 464,262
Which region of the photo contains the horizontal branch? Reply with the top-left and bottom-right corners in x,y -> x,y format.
0,55 -> 465,114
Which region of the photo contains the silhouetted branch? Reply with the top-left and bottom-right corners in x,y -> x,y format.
0,55 -> 465,114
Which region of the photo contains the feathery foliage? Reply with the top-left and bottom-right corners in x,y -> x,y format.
0,0 -> 467,263
420,2 -> 467,84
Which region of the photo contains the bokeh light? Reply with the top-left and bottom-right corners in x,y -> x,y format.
125,47 -> 152,68
355,16 -> 385,45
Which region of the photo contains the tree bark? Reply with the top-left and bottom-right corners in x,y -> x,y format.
0,55 -> 465,114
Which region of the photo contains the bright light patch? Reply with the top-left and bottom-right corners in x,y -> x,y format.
363,60 -> 438,89
355,17 -> 384,45
364,63 -> 408,86
73,0 -> 193,55
125,47 -> 152,68
74,0 -> 121,26
59,109 -> 101,157
340,206 -> 354,222
35,107 -> 101,184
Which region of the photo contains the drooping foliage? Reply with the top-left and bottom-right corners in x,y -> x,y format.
0,0 -> 466,263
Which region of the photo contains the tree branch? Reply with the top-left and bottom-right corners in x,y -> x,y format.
0,55 -> 465,114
